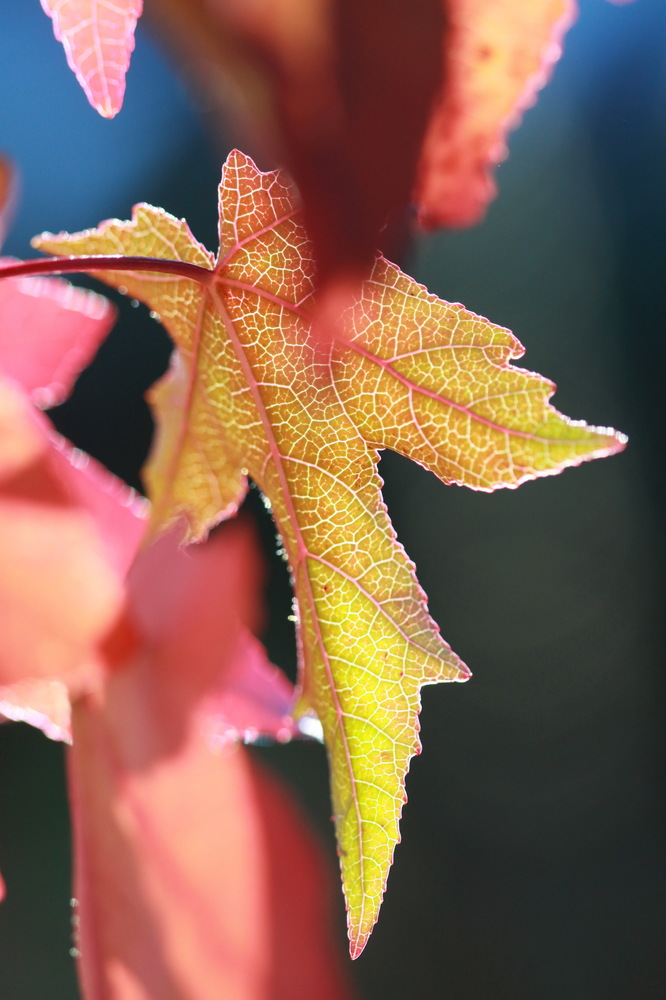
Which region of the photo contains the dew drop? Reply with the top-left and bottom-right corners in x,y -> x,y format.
130,298 -> 139,308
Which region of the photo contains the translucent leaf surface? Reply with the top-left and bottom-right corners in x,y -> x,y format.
0,262 -> 116,407
41,0 -> 142,117
36,149 -> 626,953
416,0 -> 576,227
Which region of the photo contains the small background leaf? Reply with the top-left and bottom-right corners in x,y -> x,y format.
415,0 -> 576,227
41,0 -> 143,118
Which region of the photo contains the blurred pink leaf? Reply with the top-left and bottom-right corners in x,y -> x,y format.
68,523 -> 352,1000
122,525 -> 299,749
415,0 -> 576,227
40,0 -> 143,118
0,263 -> 297,741
0,676 -> 75,741
0,261 -> 137,737
0,376 -> 144,689
0,261 -> 116,407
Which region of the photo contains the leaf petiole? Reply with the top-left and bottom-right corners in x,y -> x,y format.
0,255 -> 211,285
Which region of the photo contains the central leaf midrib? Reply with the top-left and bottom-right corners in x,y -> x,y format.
206,281 -> 369,932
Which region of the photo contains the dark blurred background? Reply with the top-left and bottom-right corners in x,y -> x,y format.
1,1 -> 665,997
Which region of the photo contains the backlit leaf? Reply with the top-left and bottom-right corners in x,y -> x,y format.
41,0 -> 142,118
0,262 -> 116,407
35,149 -> 626,954
415,0 -> 576,227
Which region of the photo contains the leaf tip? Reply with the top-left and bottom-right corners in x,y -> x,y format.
349,934 -> 368,961
453,657 -> 472,682
96,99 -> 122,120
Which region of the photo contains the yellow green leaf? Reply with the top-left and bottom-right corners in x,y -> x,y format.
35,149 -> 625,955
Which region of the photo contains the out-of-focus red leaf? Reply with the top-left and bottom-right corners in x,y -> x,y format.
414,0 -> 576,227
122,525 -> 299,749
0,264 -> 116,407
147,0 -> 628,252
0,261 -> 294,741
0,157 -> 16,249
0,265 -> 141,729
40,0 -> 143,118
253,0 -> 444,280
146,0 -> 444,286
68,524 -> 352,1000
0,374 -> 144,691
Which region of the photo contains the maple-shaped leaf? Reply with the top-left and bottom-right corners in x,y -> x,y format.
35,149 -> 626,954
41,0 -> 142,118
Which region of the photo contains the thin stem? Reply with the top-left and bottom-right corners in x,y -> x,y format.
0,255 -> 213,285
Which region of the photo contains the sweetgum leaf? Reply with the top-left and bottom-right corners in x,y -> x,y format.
35,149 -> 626,954
122,523 -> 299,748
0,263 -> 140,742
145,0 -> 635,270
41,0 -> 142,118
